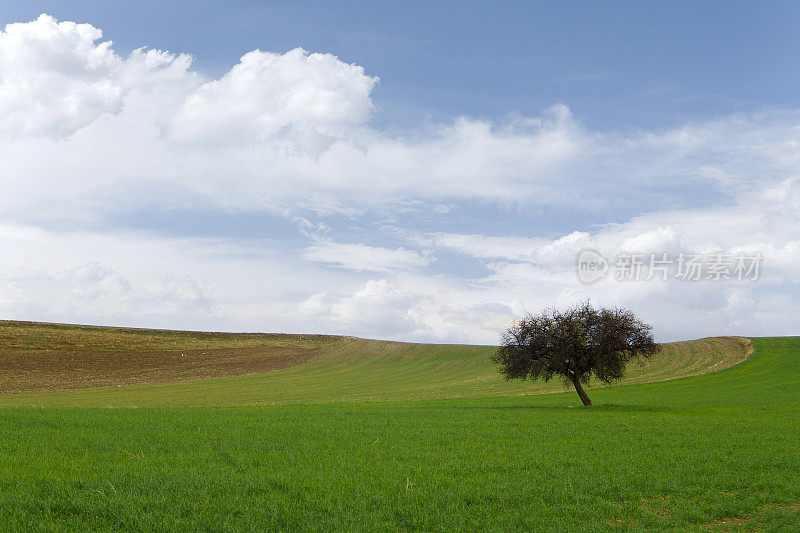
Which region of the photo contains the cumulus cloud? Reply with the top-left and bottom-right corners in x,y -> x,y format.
387,178 -> 800,341
0,14 -> 122,138
0,261 -> 216,325
1,13 -> 795,223
295,278 -> 524,342
0,14 -> 798,343
0,223 -> 328,332
322,279 -> 420,333
169,48 -> 378,147
416,178 -> 800,273
0,13 -> 798,223
0,14 -> 191,139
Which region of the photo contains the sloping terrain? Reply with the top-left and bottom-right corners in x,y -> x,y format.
0,320 -> 750,407
0,321 -> 343,393
0,338 -> 797,531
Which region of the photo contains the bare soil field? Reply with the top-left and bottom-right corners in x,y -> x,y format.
0,321 -> 344,392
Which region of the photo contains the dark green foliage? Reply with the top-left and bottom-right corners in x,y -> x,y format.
494,301 -> 659,405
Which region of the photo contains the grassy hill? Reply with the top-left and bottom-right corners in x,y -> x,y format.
0,320 -> 751,407
0,322 -> 797,530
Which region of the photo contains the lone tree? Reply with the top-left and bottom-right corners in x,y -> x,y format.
493,302 -> 659,406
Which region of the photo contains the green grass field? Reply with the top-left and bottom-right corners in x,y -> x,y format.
0,323 -> 798,531
0,321 -> 750,407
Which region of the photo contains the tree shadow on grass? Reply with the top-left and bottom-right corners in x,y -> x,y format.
299,397 -> 671,414
441,402 -> 669,414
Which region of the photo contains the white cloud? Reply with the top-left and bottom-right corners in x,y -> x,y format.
414,231 -> 593,269
0,14 -> 191,139
168,48 -> 378,148
0,223 -> 333,332
0,15 -> 798,224
415,177 -> 800,274
0,14 -> 798,344
1,262 -> 215,322
413,233 -> 547,261
328,279 -> 420,334
301,241 -> 432,272
0,14 -> 121,138
294,278 -> 522,342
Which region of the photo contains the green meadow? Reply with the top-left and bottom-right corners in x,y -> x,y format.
0,321 -> 749,408
0,326 -> 798,530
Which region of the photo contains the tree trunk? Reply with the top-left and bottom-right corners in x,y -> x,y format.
570,373 -> 592,406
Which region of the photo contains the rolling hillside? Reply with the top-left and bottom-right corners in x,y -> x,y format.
0,320 -> 751,407
0,337 -> 797,530
0,323 -> 795,530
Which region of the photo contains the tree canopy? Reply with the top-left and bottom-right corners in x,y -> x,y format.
493,302 -> 659,406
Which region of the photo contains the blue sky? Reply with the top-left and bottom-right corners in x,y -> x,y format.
0,3 -> 798,343
6,1 -> 800,130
